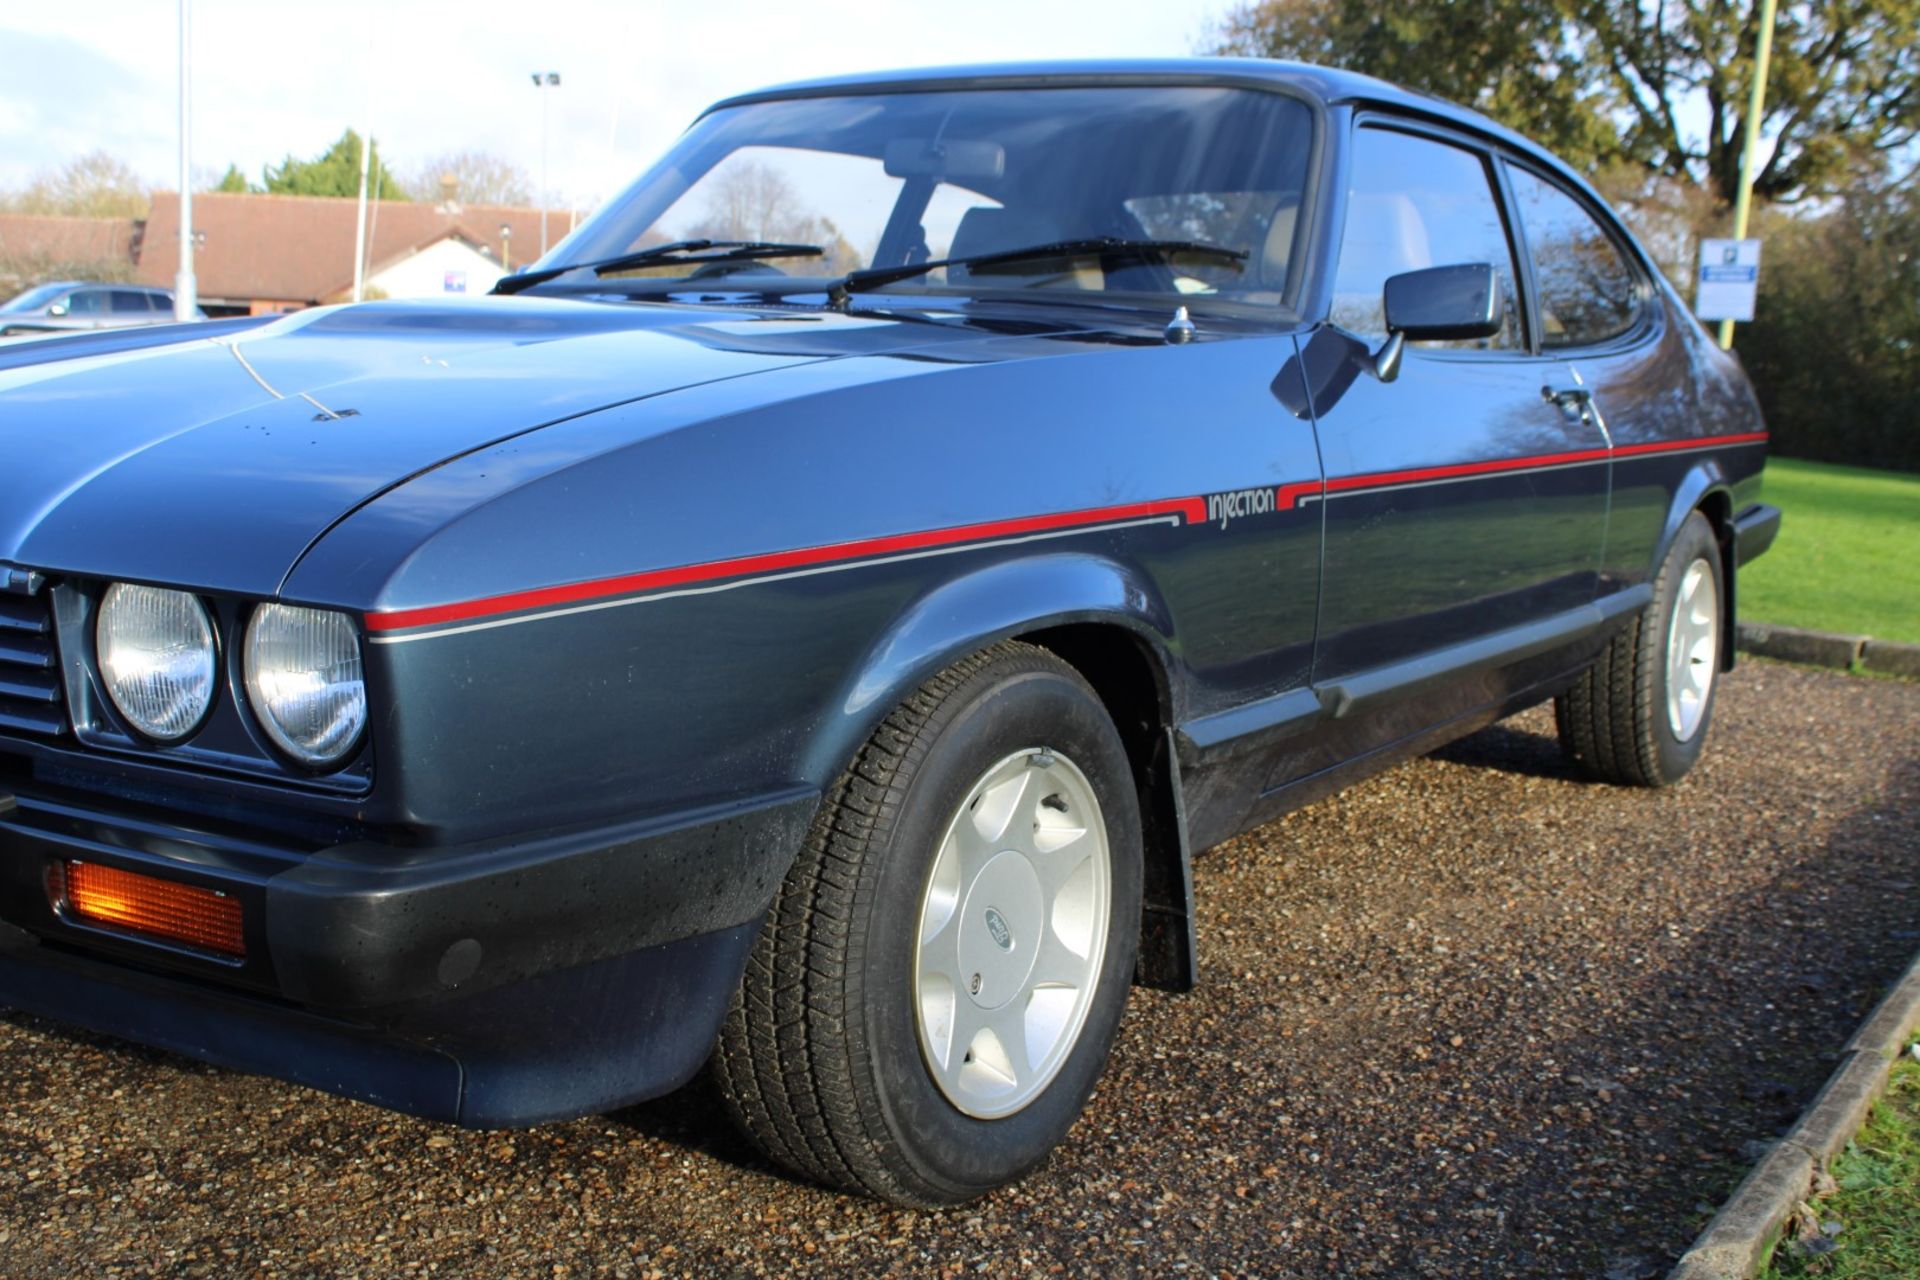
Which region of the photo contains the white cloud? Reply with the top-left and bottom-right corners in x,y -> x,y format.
0,0 -> 1231,205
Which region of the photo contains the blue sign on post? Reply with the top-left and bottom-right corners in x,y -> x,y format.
1696,239 -> 1761,322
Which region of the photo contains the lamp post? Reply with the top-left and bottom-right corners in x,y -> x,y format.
500,223 -> 512,273
351,129 -> 372,303
174,0 -> 196,321
531,71 -> 561,257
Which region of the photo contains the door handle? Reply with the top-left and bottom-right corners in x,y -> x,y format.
1543,385 -> 1592,414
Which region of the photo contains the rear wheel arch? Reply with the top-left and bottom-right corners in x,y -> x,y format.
1691,487 -> 1738,673
1559,509 -> 1724,786
1654,466 -> 1739,674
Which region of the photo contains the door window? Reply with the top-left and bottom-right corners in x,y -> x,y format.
110,290 -> 155,313
1331,127 -> 1523,350
1506,167 -> 1642,348
64,290 -> 108,315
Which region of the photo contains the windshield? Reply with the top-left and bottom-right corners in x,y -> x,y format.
0,284 -> 70,314
538,85 -> 1315,307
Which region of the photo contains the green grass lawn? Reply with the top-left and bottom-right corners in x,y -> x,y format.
1739,458 -> 1920,645
1761,1045 -> 1920,1278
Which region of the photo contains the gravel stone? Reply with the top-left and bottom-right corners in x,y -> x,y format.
1,663 -> 1914,1278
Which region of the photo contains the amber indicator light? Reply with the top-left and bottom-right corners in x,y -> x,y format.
57,861 -> 246,958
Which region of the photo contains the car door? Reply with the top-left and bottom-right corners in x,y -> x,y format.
1500,161 -> 1686,597
107,289 -> 159,328
63,289 -> 111,329
1296,121 -> 1611,748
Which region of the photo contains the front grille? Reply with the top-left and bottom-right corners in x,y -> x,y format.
0,568 -> 66,738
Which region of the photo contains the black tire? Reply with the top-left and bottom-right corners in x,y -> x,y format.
712,641 -> 1143,1205
1557,511 -> 1725,786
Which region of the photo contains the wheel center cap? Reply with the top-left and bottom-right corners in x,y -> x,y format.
957,850 -> 1043,1009
983,907 -> 1014,950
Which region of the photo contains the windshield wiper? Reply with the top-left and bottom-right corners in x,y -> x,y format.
493,240 -> 826,295
826,237 -> 1247,307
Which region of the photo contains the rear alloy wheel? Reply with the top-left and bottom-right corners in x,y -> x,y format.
1663,557 -> 1719,742
1557,510 -> 1725,786
713,642 -> 1142,1205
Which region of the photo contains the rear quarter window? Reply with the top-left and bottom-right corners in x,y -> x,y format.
1506,167 -> 1644,348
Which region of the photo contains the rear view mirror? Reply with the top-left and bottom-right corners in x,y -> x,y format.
1383,263 -> 1501,341
882,138 -> 1006,183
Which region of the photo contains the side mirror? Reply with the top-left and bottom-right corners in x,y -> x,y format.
1364,263 -> 1502,383
1385,263 -> 1501,340
47,301 -> 68,317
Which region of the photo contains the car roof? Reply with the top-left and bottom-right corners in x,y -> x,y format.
35,281 -> 169,293
707,58 -> 1545,156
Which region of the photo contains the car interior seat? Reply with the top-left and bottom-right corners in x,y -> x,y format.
946,207 -> 1100,289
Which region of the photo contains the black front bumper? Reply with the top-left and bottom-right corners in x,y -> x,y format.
0,784 -> 816,1126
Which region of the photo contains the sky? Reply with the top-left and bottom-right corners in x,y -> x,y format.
0,0 -> 1233,209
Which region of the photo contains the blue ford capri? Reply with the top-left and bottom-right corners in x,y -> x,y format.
0,59 -> 1778,1204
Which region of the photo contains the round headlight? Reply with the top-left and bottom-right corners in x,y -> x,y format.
244,604 -> 366,769
96,583 -> 218,742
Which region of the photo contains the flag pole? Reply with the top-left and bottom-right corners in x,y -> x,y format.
1718,0 -> 1778,350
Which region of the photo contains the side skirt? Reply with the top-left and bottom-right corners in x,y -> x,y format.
1173,583 -> 1652,851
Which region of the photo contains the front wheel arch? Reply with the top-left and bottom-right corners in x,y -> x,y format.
714,640 -> 1145,1204
1018,622 -> 1194,992
804,563 -> 1195,994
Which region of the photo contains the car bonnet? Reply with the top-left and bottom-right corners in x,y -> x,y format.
0,298 -> 899,597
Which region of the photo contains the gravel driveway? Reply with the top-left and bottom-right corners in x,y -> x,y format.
3,663 -> 1915,1279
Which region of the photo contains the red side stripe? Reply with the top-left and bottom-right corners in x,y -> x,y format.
367,495 -> 1208,633
1277,431 -> 1768,509
1613,431 -> 1770,458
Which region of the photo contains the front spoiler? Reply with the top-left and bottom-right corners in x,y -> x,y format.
0,917 -> 758,1126
0,784 -> 816,1124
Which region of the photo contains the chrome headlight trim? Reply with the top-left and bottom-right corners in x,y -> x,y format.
243,603 -> 367,770
95,583 -> 219,743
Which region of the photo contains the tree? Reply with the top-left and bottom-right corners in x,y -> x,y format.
404,150 -> 533,206
212,164 -> 254,194
1588,163 -> 1722,291
1208,0 -> 1920,205
262,130 -> 410,200
1,151 -> 150,217
0,253 -> 133,300
1573,0 -> 1920,206
1209,1 -> 1624,171
1738,172 -> 1920,470
684,161 -> 863,273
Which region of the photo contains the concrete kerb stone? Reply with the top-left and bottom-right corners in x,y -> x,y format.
1735,623 -> 1865,670
1668,1142 -> 1814,1280
1842,959 -> 1920,1057
1668,947 -> 1920,1280
1860,639 -> 1920,679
